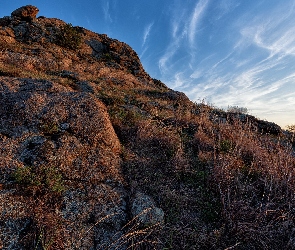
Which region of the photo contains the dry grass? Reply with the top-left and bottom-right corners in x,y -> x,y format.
116,96 -> 295,249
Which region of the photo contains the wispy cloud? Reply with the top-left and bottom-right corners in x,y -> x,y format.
156,1 -> 295,127
237,1 -> 295,60
197,2 -> 295,126
142,22 -> 154,47
258,28 -> 295,57
103,1 -> 112,23
215,0 -> 240,20
188,0 -> 209,46
158,38 -> 182,75
158,0 -> 210,76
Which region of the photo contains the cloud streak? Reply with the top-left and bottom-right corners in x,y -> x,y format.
188,0 -> 209,46
142,22 -> 154,47
103,1 -> 112,23
158,1 -> 210,79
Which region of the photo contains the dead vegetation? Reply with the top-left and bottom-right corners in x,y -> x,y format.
105,76 -> 295,249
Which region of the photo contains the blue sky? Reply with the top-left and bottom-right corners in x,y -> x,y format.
2,1 -> 295,128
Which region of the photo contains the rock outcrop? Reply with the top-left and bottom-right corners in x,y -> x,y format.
11,5 -> 39,21
0,5 -> 167,249
0,6 -> 151,82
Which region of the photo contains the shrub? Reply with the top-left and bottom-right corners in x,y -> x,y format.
56,23 -> 82,51
13,165 -> 66,195
102,52 -> 113,61
287,124 -> 295,133
40,121 -> 59,135
219,139 -> 233,153
109,106 -> 143,127
287,124 -> 295,141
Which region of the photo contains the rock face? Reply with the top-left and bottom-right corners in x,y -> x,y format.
11,5 -> 39,21
0,77 -> 126,249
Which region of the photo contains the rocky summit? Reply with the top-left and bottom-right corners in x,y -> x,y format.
11,5 -> 39,21
0,5 -> 295,250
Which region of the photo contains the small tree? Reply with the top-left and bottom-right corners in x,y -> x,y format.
56,23 -> 82,51
287,124 -> 295,132
287,124 -> 295,143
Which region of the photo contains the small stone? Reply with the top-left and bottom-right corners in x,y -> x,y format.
11,5 -> 39,21
60,123 -> 70,131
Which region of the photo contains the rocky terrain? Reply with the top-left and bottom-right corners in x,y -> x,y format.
0,5 -> 295,249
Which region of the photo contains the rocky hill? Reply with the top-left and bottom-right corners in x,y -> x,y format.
0,5 -> 294,249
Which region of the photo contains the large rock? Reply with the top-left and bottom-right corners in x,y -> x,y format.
11,5 -> 39,21
0,77 -> 126,249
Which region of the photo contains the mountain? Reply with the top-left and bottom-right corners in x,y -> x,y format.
0,5 -> 294,249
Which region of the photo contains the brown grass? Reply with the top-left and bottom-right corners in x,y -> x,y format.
117,97 -> 295,249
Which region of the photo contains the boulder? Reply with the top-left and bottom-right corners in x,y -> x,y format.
11,5 -> 39,21
131,192 -> 164,227
0,77 -> 125,249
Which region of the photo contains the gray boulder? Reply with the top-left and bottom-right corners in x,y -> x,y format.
131,192 -> 164,227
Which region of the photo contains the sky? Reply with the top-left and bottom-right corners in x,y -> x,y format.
2,1 -> 295,128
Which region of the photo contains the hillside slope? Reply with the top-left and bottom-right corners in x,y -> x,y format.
0,5 -> 295,249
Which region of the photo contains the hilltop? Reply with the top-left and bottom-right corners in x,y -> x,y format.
0,5 -> 295,249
